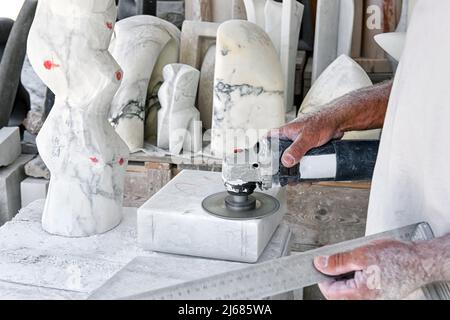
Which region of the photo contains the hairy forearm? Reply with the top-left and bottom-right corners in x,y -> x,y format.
415,235 -> 450,283
318,80 -> 393,135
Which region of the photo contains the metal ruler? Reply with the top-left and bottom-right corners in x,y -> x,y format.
119,223 -> 447,300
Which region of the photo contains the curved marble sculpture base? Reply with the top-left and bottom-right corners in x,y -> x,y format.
109,15 -> 180,152
28,0 -> 129,237
211,20 -> 285,157
157,64 -> 201,155
299,55 -> 381,140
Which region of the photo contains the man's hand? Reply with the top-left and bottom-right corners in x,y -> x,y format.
269,113 -> 343,168
270,80 -> 393,168
313,240 -> 434,300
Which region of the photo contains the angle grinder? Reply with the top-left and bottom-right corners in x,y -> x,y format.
202,138 -> 380,220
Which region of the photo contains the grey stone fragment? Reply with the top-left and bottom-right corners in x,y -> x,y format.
118,0 -> 157,20
24,155 -> 50,180
0,154 -> 34,225
0,0 -> 37,129
0,127 -> 21,167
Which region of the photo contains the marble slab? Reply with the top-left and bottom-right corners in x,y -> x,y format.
138,170 -> 287,263
0,199 -> 290,299
0,127 -> 21,167
0,154 -> 34,225
20,177 -> 49,208
244,0 -> 304,112
312,0 -> 354,82
90,223 -> 292,299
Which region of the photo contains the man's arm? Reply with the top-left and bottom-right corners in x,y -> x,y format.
313,235 -> 450,300
273,80 -> 393,168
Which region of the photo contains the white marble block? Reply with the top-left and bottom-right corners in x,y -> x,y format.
312,0 -> 355,82
90,223 -> 292,299
0,127 -> 21,167
244,0 -> 304,112
157,64 -> 202,155
20,177 -> 49,208
137,170 -> 287,263
299,55 -> 381,140
27,0 -> 130,237
211,20 -> 285,157
0,155 -> 34,225
109,15 -> 180,152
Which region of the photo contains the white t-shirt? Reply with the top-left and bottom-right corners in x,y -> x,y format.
366,0 -> 450,238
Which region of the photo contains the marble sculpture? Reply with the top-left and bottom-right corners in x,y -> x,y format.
27,0 -> 130,237
299,55 -> 381,140
109,15 -> 180,152
211,20 -> 285,157
244,0 -> 304,112
157,64 -> 202,155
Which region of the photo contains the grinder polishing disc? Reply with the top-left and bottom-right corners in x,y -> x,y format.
202,192 -> 280,220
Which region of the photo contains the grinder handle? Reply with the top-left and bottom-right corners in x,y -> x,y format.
277,139 -> 380,186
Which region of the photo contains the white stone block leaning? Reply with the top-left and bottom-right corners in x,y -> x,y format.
211,20 -> 285,157
0,127 -> 21,168
312,0 -> 355,82
244,0 -> 304,112
0,154 -> 34,225
20,177 -> 49,208
138,170 -> 287,263
299,55 -> 381,140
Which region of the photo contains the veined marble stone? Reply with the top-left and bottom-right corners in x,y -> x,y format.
27,0 -> 130,237
0,154 -> 34,225
312,0 -> 355,82
244,0 -> 304,112
109,15 -> 180,152
0,127 -> 21,168
211,20 -> 285,157
138,170 -> 287,263
299,55 -> 381,140
157,64 -> 202,155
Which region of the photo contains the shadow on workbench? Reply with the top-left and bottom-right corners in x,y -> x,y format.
285,182 -> 371,300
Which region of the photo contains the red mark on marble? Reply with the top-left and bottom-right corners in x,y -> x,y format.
43,60 -> 60,70
89,157 -> 99,164
106,22 -> 113,30
233,148 -> 244,154
119,158 -> 125,166
115,70 -> 122,81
